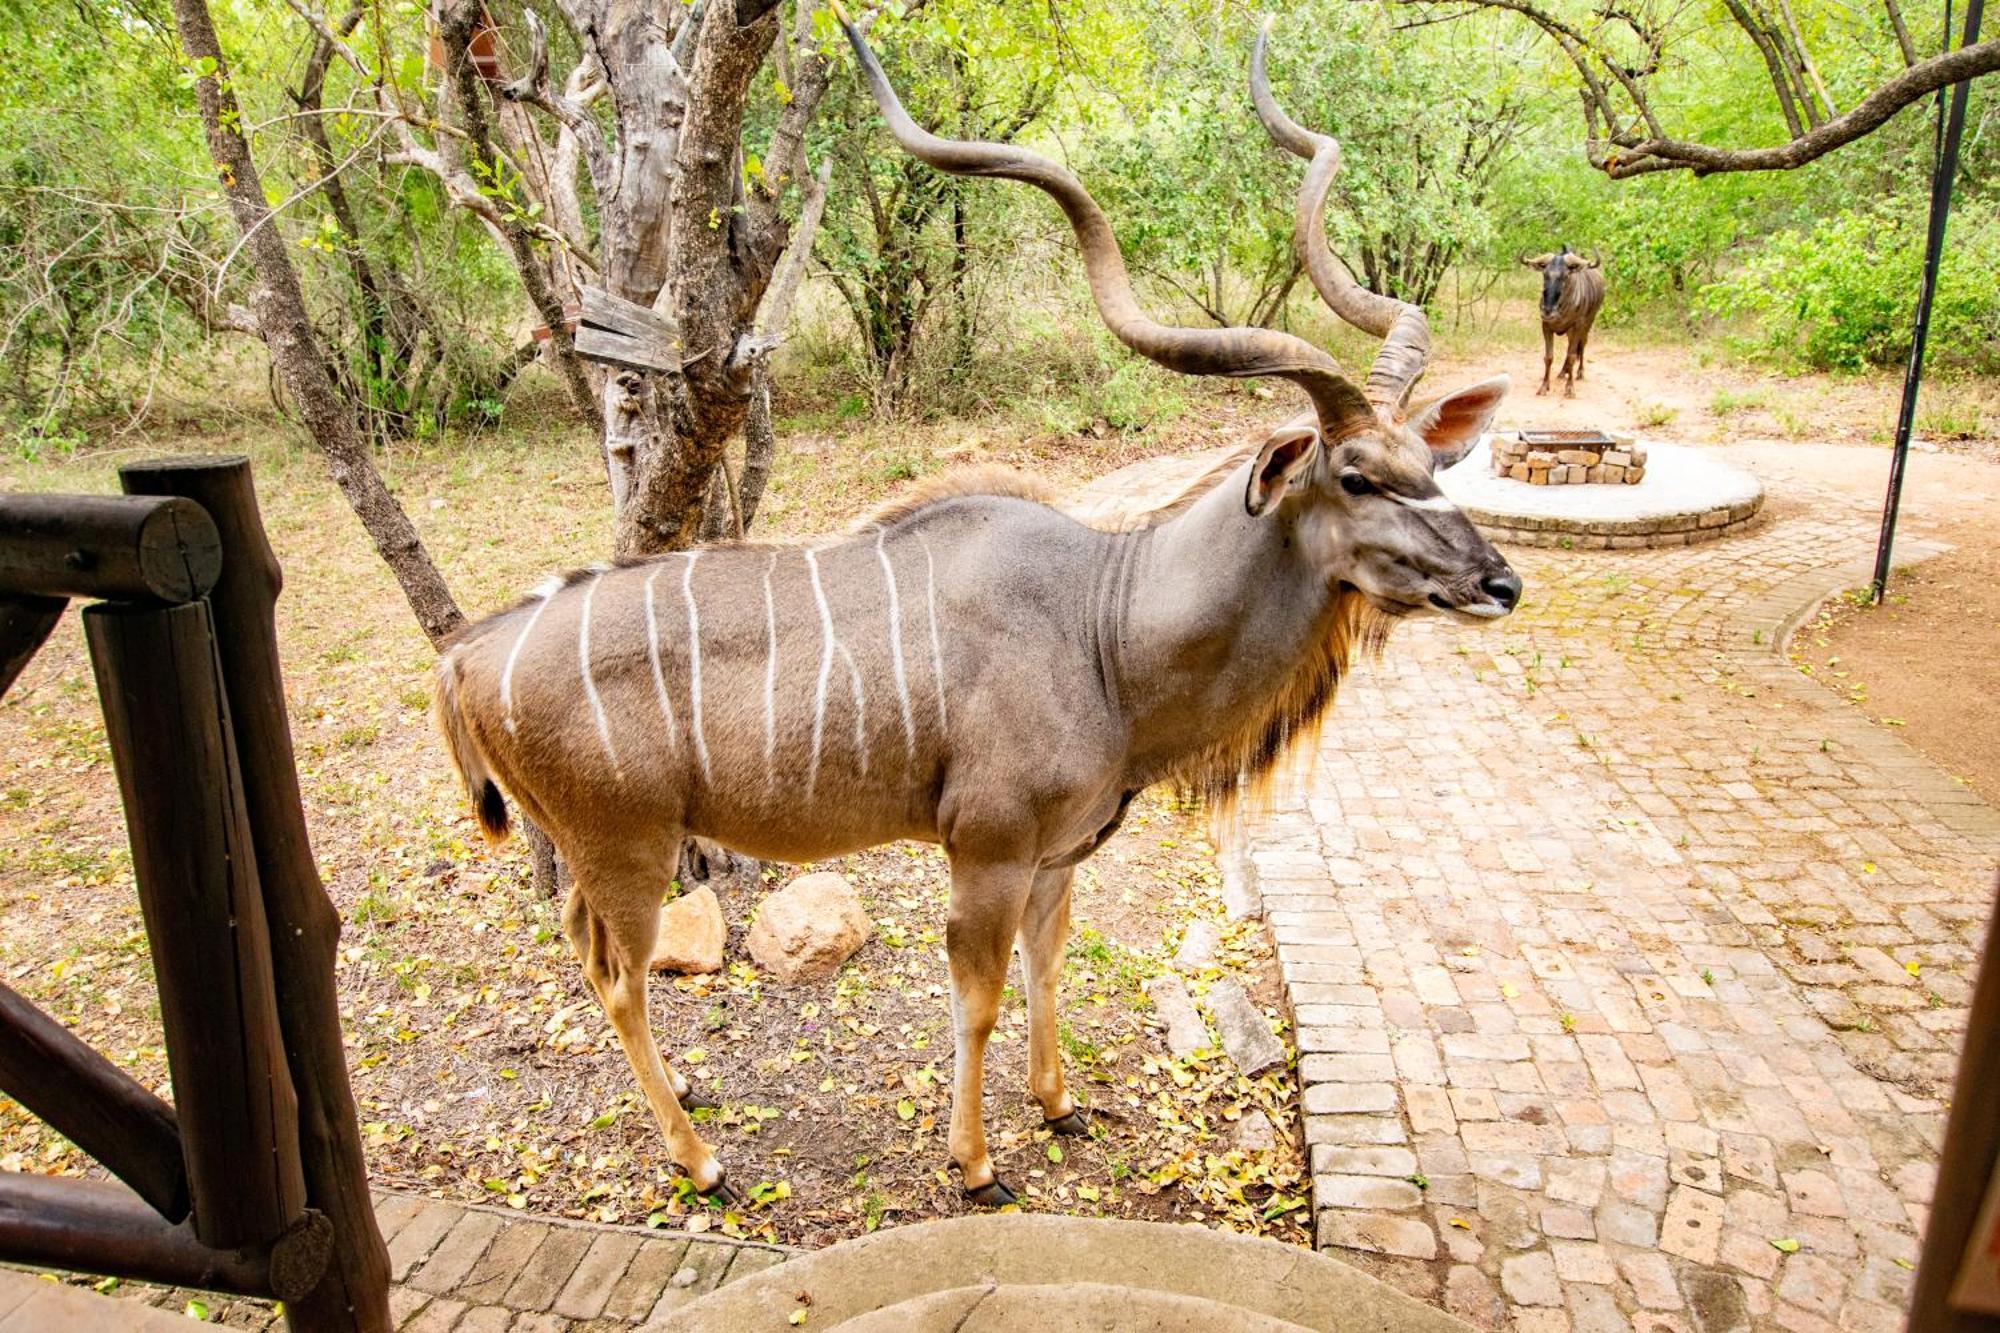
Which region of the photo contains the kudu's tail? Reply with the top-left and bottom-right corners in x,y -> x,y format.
432,651 -> 510,846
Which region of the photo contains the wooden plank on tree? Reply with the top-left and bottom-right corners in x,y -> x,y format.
568,286 -> 683,373
573,324 -> 683,374
0,594 -> 64,701
579,285 -> 679,341
0,494 -> 221,604
120,456 -> 392,1333
0,1171 -> 328,1301
84,598 -> 306,1253
0,981 -> 187,1222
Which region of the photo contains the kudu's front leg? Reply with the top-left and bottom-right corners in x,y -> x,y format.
1020,866 -> 1083,1132
944,855 -> 1035,1206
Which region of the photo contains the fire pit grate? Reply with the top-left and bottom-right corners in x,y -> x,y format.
1518,428 -> 1617,448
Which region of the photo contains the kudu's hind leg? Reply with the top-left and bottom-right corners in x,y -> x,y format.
1019,866 -> 1083,1132
560,858 -> 731,1200
943,856 -> 1034,1206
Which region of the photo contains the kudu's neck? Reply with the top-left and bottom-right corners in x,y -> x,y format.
1104,461 -> 1344,786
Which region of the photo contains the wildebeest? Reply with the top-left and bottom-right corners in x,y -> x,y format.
1521,246 -> 1605,397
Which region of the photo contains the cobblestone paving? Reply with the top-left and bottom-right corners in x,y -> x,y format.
1247,492 -> 2000,1331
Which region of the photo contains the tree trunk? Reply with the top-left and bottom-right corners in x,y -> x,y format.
171,0 -> 465,648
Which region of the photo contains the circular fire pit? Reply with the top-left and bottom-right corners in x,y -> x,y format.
1438,437 -> 1764,549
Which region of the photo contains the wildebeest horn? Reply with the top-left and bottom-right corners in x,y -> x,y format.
1251,18 -> 1431,416
1519,253 -> 1554,269
837,9 -> 1374,440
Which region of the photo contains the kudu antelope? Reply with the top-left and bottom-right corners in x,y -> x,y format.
1521,246 -> 1606,396
431,16 -> 1522,1207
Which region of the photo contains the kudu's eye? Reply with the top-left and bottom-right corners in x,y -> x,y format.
1339,471 -> 1374,497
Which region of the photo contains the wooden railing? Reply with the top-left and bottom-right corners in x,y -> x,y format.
0,457 -> 389,1331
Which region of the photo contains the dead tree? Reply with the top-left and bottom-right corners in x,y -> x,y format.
170,0 -> 465,648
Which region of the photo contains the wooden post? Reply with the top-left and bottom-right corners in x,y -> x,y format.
0,982 -> 188,1222
120,457 -> 392,1333
1909,875 -> 2000,1330
84,598 -> 306,1251
0,1172 -> 327,1302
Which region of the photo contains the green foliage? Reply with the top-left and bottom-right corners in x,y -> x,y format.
1701,200 -> 2000,373
1092,2 -> 1536,316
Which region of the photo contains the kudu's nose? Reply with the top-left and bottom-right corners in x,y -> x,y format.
1482,569 -> 1523,610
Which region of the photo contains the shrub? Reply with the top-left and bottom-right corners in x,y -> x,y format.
1699,201 -> 2000,373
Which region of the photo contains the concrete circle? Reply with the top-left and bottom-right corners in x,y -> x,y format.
1438,439 -> 1765,549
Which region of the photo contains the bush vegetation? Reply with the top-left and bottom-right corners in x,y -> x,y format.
2,0 -> 1995,447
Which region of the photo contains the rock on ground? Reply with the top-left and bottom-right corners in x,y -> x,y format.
1206,981 -> 1286,1077
1218,841 -> 1263,921
1234,1109 -> 1277,1152
1143,975 -> 1210,1058
746,871 -> 873,983
1173,920 -> 1222,972
651,886 -> 725,975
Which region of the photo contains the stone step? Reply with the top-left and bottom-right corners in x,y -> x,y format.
837,1281 -> 1314,1332
658,1213 -> 1470,1332
0,1269 -> 203,1330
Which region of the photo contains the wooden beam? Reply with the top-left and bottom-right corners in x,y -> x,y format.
0,1172 -> 328,1302
84,598 -> 306,1252
1909,874 -> 2000,1330
0,495 -> 220,604
121,456 -> 392,1333
0,594 -> 64,701
0,981 -> 188,1222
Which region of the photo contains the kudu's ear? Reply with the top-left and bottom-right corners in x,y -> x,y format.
1245,425 -> 1321,517
1405,375 -> 1510,472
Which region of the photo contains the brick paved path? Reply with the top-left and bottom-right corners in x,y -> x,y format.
1242,486 -> 2000,1330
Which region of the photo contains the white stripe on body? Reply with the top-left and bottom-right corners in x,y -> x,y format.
804,547 -> 836,798
876,529 -> 916,764
642,564 -> 680,754
762,550 -> 780,785
919,534 -> 949,732
836,641 -> 868,778
682,552 -> 712,783
578,573 -> 623,778
499,580 -> 561,735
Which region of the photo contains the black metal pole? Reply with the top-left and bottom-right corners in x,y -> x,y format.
1872,0 -> 1984,602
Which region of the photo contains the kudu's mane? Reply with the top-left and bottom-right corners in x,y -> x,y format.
1170,582 -> 1393,820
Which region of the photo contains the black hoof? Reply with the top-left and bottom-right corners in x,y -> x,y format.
703,1171 -> 739,1206
678,1086 -> 719,1111
963,1178 -> 1017,1208
1045,1110 -> 1092,1137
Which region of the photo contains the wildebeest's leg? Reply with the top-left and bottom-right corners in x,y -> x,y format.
1574,324 -> 1592,383
1020,865 -> 1080,1130
1538,326 -> 1554,395
1562,333 -> 1580,397
562,849 -> 732,1199
944,854 -> 1035,1205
